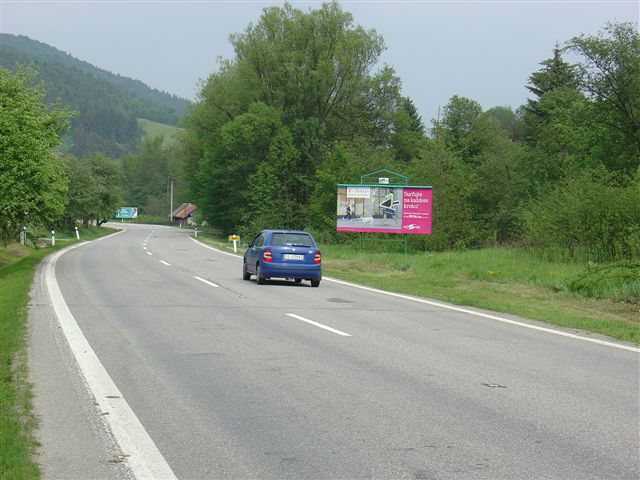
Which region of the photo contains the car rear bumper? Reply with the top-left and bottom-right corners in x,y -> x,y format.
261,262 -> 322,280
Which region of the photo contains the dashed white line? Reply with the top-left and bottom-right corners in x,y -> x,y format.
286,313 -> 351,337
159,260 -> 170,266
194,276 -> 220,288
146,251 -> 153,256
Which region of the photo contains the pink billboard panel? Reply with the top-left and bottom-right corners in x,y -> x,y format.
336,185 -> 432,234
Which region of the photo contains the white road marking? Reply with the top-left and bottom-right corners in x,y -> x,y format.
159,260 -> 170,266
143,247 -> 147,250
188,235 -> 639,353
188,235 -> 239,258
194,276 -> 219,288
286,313 -> 351,337
45,241 -> 177,479
146,252 -> 153,256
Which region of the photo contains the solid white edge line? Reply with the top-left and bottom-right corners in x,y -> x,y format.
159,260 -> 170,266
286,313 -> 351,337
194,276 -> 220,288
324,277 -> 640,353
188,235 -> 639,353
44,237 -> 177,480
187,235 -> 241,258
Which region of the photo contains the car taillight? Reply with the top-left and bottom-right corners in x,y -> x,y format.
263,249 -> 273,262
313,251 -> 321,264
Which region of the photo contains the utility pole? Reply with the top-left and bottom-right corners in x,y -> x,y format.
168,178 -> 174,222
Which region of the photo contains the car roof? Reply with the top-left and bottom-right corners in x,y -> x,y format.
262,229 -> 312,235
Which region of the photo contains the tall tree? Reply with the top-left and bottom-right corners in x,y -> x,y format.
525,46 -> 579,116
439,95 -> 483,163
391,97 -> 426,163
230,1 -> 386,147
0,66 -> 71,241
567,21 -> 640,172
182,1 -> 412,233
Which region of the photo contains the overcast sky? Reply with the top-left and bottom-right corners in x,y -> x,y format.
1,1 -> 638,123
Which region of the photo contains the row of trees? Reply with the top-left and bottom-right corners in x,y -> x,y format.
1,3 -> 637,262
180,3 -> 638,260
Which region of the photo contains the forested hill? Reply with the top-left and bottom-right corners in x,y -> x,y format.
0,33 -> 189,158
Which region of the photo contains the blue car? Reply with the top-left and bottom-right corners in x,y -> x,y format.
243,230 -> 322,287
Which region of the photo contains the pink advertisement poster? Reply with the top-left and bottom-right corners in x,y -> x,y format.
336,185 -> 432,234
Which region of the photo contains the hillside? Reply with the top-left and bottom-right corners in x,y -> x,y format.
138,118 -> 182,147
0,34 -> 189,158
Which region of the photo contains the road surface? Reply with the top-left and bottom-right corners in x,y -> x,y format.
28,224 -> 640,479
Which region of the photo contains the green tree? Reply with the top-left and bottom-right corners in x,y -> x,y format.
88,153 -> 123,225
230,1 -> 386,148
0,66 -> 71,242
568,21 -> 640,173
62,156 -> 99,227
182,1 -> 413,233
391,97 -> 427,163
243,128 -> 308,234
439,95 -> 483,162
409,131 -> 479,250
525,46 -> 579,118
194,102 -> 282,233
63,154 -> 124,227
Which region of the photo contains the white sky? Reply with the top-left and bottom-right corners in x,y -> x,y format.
1,1 -> 638,123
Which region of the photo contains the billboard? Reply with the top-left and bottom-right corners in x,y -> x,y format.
336,185 -> 432,234
115,207 -> 138,219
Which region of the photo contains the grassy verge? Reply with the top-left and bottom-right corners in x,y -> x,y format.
196,231 -> 639,344
0,227 -> 115,479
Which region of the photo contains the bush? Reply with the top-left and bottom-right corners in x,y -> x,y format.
569,260 -> 640,303
523,169 -> 640,261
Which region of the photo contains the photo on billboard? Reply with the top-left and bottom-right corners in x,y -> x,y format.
336,185 -> 432,234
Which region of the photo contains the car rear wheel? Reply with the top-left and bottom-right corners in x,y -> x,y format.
242,262 -> 251,280
256,264 -> 266,285
311,279 -> 320,288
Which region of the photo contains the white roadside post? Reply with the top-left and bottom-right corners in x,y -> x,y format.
195,228 -> 198,238
51,230 -> 55,247
75,226 -> 80,240
228,234 -> 240,253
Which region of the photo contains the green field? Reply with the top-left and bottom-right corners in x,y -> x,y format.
0,227 -> 115,479
137,118 -> 181,146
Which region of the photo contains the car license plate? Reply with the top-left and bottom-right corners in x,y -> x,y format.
283,254 -> 304,261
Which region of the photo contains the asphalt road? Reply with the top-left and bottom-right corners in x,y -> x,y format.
29,224 -> 640,479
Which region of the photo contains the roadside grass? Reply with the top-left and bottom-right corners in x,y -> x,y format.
0,226 -> 115,480
196,231 -> 639,344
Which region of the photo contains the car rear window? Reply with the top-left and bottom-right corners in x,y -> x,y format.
270,233 -> 314,247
